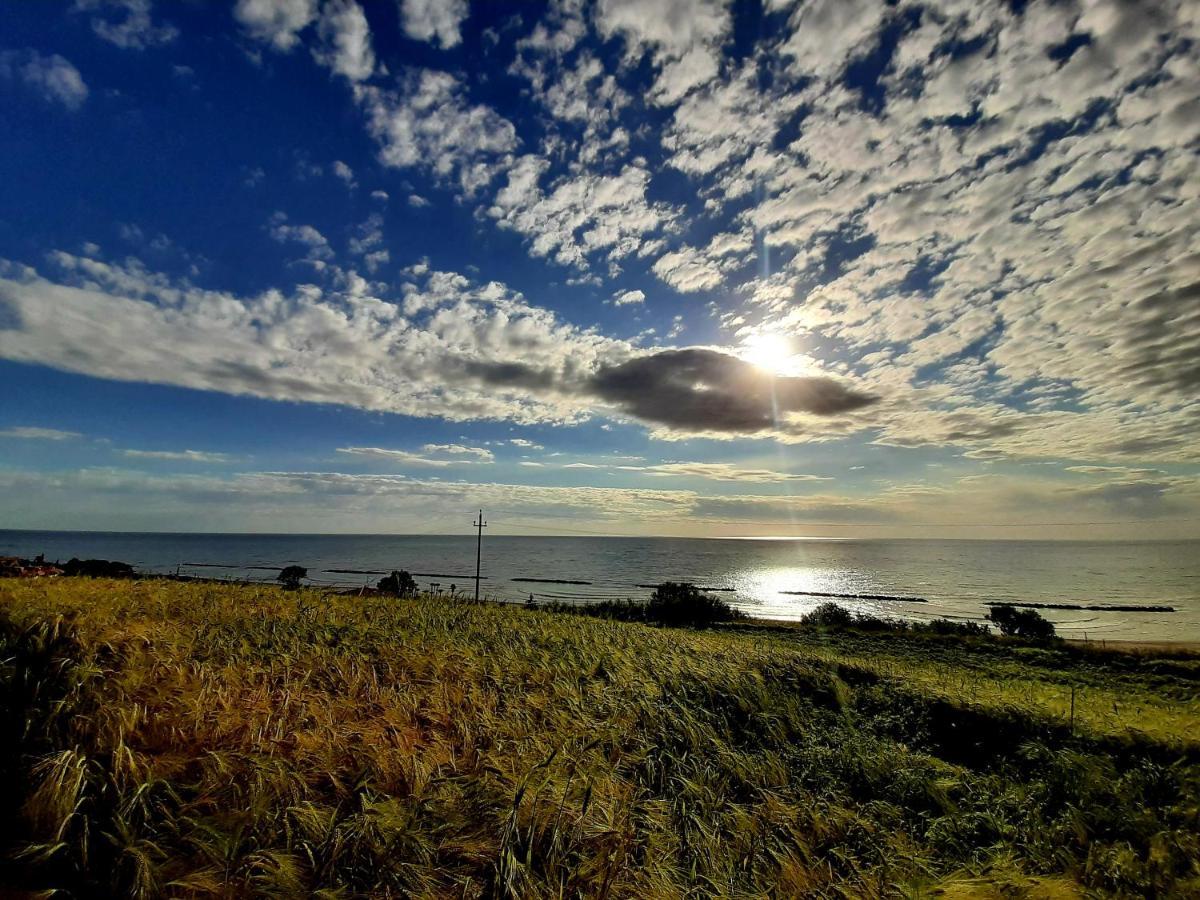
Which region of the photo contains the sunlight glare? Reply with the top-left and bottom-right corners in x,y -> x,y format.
742,331 -> 800,376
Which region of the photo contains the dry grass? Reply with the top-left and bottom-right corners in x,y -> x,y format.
1,578 -> 1197,897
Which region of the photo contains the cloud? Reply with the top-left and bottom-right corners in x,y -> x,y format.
588,348 -> 878,433
773,0 -> 887,80
7,464 -> 1195,539
595,0 -> 729,105
0,426 -> 82,441
652,246 -> 724,293
313,0 -> 374,82
347,214 -> 386,272
331,160 -> 356,188
233,0 -> 317,50
486,157 -> 677,270
74,0 -> 178,50
0,50 -> 88,110
618,462 -> 829,483
0,251 -> 629,426
356,69 -> 518,196
120,449 -> 233,463
420,443 -> 494,461
400,0 -> 470,49
267,212 -> 334,260
509,438 -> 543,449
595,0 -> 728,56
337,446 -> 492,467
613,289 -> 644,306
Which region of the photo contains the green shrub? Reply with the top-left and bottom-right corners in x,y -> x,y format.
922,618 -> 991,637
801,604 -> 994,639
647,581 -> 746,626
988,605 -> 1056,641
800,602 -> 855,628
545,582 -> 745,627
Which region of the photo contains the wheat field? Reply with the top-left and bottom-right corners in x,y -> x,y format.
1,578 -> 1197,897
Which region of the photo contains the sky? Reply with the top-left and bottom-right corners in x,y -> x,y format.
0,0 -> 1197,540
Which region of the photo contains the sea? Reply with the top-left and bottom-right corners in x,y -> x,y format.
2,530 -> 1198,643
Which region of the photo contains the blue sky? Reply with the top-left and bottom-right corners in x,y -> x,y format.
0,0 -> 1197,538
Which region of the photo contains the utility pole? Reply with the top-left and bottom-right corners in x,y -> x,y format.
473,509 -> 487,602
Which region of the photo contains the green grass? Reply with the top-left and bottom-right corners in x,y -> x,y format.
2,578 -> 1198,897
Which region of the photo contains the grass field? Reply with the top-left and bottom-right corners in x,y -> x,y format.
2,578 -> 1198,897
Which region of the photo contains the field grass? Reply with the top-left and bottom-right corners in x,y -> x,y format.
1,578 -> 1198,898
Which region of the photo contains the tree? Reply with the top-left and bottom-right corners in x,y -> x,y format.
277,565 -> 307,589
987,605 -> 1056,641
378,570 -> 418,597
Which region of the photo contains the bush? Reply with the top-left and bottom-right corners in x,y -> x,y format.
276,565 -> 307,589
923,618 -> 991,637
800,602 -> 855,629
801,604 -> 996,639
61,558 -> 134,578
987,605 -> 1056,641
647,582 -> 746,626
544,583 -> 745,627
377,570 -> 418,598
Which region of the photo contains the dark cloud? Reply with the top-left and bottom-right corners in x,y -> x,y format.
587,348 -> 878,433
460,360 -> 557,391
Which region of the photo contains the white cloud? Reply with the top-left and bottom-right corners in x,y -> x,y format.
652,247 -> 723,293
595,0 -> 730,106
8,464 -> 1194,539
0,251 -> 627,427
120,449 -> 233,463
509,438 -> 543,449
356,69 -> 518,197
234,0 -> 318,50
0,50 -> 88,110
331,160 -> 356,188
313,0 -> 375,82
774,0 -> 887,80
613,289 -> 644,306
337,444 -> 492,466
268,212 -> 334,260
595,0 -> 729,60
420,443 -> 494,461
487,158 -> 677,270
0,426 -> 82,441
615,461 -> 830,483
622,462 -> 828,482
400,0 -> 470,49
74,0 -> 178,50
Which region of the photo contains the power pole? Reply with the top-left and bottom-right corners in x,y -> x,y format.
473,509 -> 487,602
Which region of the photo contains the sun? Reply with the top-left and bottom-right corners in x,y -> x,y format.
741,332 -> 797,375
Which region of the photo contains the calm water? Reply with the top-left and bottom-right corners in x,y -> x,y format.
2,530 -> 1198,642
